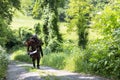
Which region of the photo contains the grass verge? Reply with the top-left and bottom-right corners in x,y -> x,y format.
10,47 -> 32,63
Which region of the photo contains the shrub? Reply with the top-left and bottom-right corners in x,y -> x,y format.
84,39 -> 120,79
0,46 -> 9,79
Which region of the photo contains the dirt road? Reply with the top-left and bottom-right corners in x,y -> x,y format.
6,61 -> 109,80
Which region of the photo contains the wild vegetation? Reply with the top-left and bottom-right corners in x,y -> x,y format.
0,0 -> 120,80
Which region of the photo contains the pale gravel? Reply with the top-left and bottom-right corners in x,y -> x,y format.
6,61 -> 110,80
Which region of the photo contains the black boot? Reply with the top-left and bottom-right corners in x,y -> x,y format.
37,58 -> 40,69
37,65 -> 40,69
32,59 -> 36,68
33,64 -> 35,68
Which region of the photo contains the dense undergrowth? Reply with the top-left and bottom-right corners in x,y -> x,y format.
0,46 -> 9,80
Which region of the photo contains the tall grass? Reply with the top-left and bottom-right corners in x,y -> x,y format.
41,52 -> 67,69
41,44 -> 88,73
41,51 -> 88,73
11,47 -> 32,63
64,52 -> 85,72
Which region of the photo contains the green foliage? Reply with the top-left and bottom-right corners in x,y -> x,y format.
32,0 -> 42,19
46,12 -> 62,52
0,46 -> 9,79
18,27 -> 34,41
85,1 -> 120,79
64,51 -> 84,72
47,2 -> 61,40
0,17 -> 21,49
58,8 -> 66,22
42,41 -> 88,72
90,0 -> 110,11
58,0 -> 68,21
0,18 -> 8,46
0,0 -> 21,49
34,23 -> 42,35
46,39 -> 62,52
83,39 -> 120,79
85,39 -> 108,71
21,0 -> 34,16
40,0 -> 63,52
0,0 -> 20,23
92,1 -> 120,36
42,18 -> 49,46
113,28 -> 120,48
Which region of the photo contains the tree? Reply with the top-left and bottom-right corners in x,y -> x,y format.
0,0 -> 20,23
36,0 -> 63,51
92,0 -> 120,37
0,0 -> 21,47
67,0 -> 91,49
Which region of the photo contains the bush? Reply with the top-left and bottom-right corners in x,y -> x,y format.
84,39 -> 120,79
0,46 -> 9,79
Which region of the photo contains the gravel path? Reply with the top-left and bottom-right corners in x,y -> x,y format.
6,61 -> 109,80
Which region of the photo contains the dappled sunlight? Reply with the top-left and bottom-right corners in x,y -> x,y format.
19,72 -> 41,80
16,62 -> 32,67
88,29 -> 104,40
